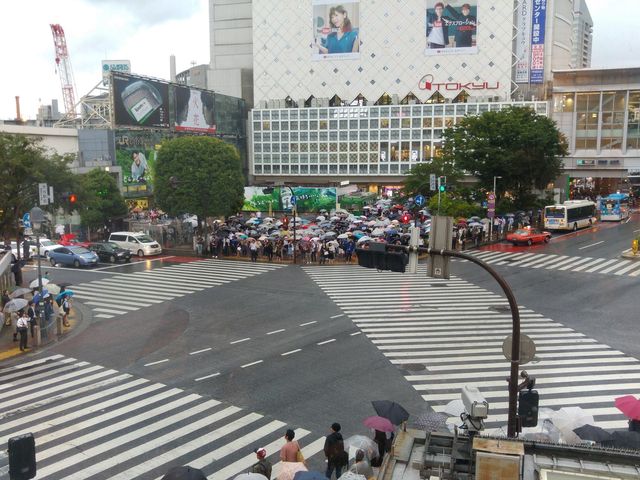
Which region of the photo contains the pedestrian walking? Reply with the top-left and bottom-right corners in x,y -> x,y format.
27,300 -> 36,338
324,422 -> 347,480
349,450 -> 374,479
17,310 -> 29,351
280,428 -> 302,463
249,239 -> 259,262
61,296 -> 71,327
251,447 -> 272,479
43,296 -> 54,340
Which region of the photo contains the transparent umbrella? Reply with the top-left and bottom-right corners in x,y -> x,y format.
344,434 -> 379,461
278,462 -> 307,480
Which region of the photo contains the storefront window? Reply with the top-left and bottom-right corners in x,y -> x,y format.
627,91 -> 640,150
575,93 -> 600,150
553,93 -> 575,113
600,92 -> 625,150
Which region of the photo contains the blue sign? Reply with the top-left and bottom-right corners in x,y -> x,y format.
415,195 -> 425,206
22,213 -> 31,228
530,0 -> 547,84
290,195 -> 297,206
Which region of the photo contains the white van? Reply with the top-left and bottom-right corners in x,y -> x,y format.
108,232 -> 162,257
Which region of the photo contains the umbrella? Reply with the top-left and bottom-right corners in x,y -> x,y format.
385,229 -> 398,236
550,406 -> 594,444
573,424 -> 613,443
338,473 -> 366,480
337,233 -> 349,239
412,412 -> 448,432
235,474 -> 268,480
33,289 -> 49,304
30,278 -> 50,289
46,284 -> 61,295
371,228 -> 385,237
468,216 -> 481,222
259,235 -> 268,241
442,399 -> 465,417
294,472 -> 327,480
603,431 -> 640,450
344,435 -> 379,461
330,216 -> 340,221
278,462 -> 308,480
162,465 -> 207,480
3,298 -> 28,313
372,400 -> 410,425
468,222 -> 483,228
10,287 -> 32,298
55,290 -> 74,302
363,415 -> 394,432
356,236 -> 372,244
615,395 -> 640,420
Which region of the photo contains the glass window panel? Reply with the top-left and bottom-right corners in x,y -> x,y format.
319,120 -> 328,129
381,118 -> 390,128
330,120 -> 338,129
262,121 -> 271,130
391,118 -> 400,128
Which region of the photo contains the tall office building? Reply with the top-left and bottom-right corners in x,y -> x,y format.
571,0 -> 593,68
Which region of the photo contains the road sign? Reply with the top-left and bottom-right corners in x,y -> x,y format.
22,213 -> 31,228
429,174 -> 436,191
290,195 -> 297,206
415,195 -> 425,206
488,193 -> 496,201
487,191 -> 496,219
502,333 -> 537,365
38,183 -> 49,206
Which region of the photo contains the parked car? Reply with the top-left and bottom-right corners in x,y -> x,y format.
506,228 -> 551,246
28,238 -> 62,258
49,246 -> 99,268
59,233 -> 90,248
89,242 -> 132,263
108,231 -> 162,257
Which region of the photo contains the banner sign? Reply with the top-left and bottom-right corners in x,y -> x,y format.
514,0 -> 532,83
243,187 -> 337,213
102,60 -> 131,86
312,0 -> 360,61
426,1 -> 478,56
530,0 -> 547,84
174,85 -> 217,134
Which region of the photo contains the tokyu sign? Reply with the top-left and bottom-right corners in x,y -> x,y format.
102,60 -> 131,85
418,74 -> 500,92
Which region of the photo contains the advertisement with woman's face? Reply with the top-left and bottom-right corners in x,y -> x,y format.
312,0 -> 360,61
425,1 -> 478,55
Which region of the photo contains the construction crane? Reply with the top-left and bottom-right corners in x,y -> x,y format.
50,24 -> 77,118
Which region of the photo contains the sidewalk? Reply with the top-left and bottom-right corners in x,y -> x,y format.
0,309 -> 81,362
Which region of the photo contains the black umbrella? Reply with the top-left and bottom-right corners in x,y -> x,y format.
372,400 -> 410,425
603,431 -> 640,450
161,465 -> 207,480
573,424 -> 612,443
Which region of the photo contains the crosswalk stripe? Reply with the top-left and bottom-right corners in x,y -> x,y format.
571,257 -> 610,272
599,260 -> 631,274
614,261 -> 640,275
90,278 -> 198,293
0,355 -> 323,480
584,258 -> 618,273
0,359 -> 85,392
303,265 -> 636,431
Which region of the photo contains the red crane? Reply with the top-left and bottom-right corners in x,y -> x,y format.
50,24 -> 78,117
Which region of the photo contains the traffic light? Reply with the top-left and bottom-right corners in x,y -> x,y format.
401,213 -> 410,224
518,390 -> 539,428
437,176 -> 446,192
69,193 -> 77,204
282,216 -> 289,228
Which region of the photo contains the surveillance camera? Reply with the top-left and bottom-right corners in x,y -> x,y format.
461,385 -> 489,419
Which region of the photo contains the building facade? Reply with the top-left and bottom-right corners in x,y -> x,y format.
571,0 -> 593,69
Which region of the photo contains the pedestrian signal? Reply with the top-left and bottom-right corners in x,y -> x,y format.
518,390 -> 539,428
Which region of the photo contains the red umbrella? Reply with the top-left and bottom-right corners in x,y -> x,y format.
615,395 -> 640,420
363,415 -> 394,432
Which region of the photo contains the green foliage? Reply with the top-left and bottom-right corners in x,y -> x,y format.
154,136 -> 245,219
402,157 -> 463,199
0,134 -> 78,239
441,106 -> 567,205
427,193 -> 482,218
78,169 -> 128,229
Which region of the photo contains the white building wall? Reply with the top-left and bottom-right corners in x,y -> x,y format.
0,124 -> 78,158
253,0 -> 514,105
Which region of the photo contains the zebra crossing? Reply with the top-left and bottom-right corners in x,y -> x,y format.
0,354 -> 325,480
303,265 -> 636,431
465,249 -> 640,277
70,259 -> 283,320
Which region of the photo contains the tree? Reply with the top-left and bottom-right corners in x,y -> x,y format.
0,134 -> 78,241
441,107 -> 567,207
427,192 -> 482,219
402,156 -> 462,199
154,136 -> 245,219
78,169 -> 128,231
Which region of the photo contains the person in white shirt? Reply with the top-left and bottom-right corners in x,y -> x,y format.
16,310 -> 29,351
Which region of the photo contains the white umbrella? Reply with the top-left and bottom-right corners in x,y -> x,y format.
46,283 -> 61,295
344,435 -> 379,461
367,220 -> 376,227
316,215 -> 326,221
259,235 -> 267,241
353,219 -> 363,224
371,228 -> 385,236
330,216 -> 340,221
443,399 -> 465,417
30,278 -> 50,289
263,217 -> 274,222
3,298 -> 28,313
337,233 -> 349,239
356,236 -> 372,244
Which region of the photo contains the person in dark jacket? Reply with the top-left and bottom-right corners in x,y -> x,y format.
324,422 -> 347,479
445,3 -> 476,48
251,447 -> 272,479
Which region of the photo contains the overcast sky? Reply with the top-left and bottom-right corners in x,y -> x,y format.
0,0 -> 637,120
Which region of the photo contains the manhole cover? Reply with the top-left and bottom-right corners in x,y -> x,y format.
403,364 -> 426,371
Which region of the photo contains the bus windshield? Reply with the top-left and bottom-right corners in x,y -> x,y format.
545,207 -> 565,218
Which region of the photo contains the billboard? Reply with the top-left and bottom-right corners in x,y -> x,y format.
115,130 -> 168,198
426,1 -> 478,55
243,187 -> 337,213
102,60 -> 131,86
174,86 -> 217,134
312,0 -> 360,61
514,0 -> 532,83
112,73 -> 170,129
530,0 -> 547,84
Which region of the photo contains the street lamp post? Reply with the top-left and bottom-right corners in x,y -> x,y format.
30,207 -> 46,339
284,186 -> 297,264
490,176 -> 502,240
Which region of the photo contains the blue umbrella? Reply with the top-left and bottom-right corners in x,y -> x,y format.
293,472 -> 326,480
55,290 -> 74,302
33,289 -> 49,304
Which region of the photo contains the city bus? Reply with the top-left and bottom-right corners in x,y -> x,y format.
599,193 -> 630,221
544,200 -> 597,231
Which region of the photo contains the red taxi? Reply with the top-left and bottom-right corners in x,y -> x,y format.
59,233 -> 91,248
506,228 -> 551,246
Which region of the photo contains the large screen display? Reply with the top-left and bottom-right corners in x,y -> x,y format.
115,130 -> 168,198
425,1 -> 478,55
112,74 -> 170,128
174,86 -> 217,134
243,187 -> 337,213
312,0 -> 360,61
